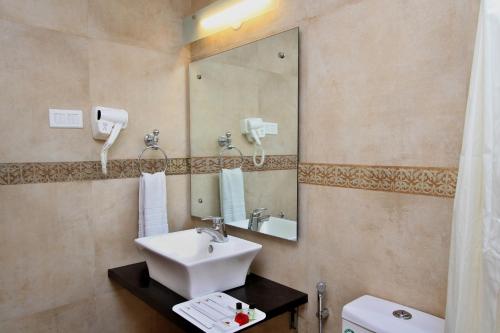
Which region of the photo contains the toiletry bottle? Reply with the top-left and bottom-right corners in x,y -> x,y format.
248,304 -> 256,321
234,302 -> 249,326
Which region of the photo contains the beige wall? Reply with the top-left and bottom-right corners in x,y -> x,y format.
0,1 -> 192,332
191,0 -> 479,332
0,1 -> 481,333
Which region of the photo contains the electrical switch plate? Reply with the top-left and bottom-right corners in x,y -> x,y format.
49,109 -> 83,128
264,122 -> 278,135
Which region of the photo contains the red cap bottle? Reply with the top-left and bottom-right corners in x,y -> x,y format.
234,302 -> 249,326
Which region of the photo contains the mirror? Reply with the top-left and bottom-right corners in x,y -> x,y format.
189,28 -> 299,241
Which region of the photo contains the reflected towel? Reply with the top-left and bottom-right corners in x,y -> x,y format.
219,168 -> 246,223
138,172 -> 168,237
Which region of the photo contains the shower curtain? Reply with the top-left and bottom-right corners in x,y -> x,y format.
445,1 -> 500,332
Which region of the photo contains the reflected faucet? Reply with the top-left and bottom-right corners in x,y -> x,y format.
248,208 -> 270,231
196,216 -> 228,243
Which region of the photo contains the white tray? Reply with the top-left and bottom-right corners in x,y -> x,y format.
173,292 -> 266,332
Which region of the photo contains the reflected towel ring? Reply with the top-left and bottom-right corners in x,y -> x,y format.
138,145 -> 168,174
219,145 -> 244,170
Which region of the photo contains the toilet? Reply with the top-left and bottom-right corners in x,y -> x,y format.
342,295 -> 444,333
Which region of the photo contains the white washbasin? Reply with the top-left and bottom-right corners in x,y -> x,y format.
227,217 -> 297,241
134,229 -> 262,299
259,217 -> 297,241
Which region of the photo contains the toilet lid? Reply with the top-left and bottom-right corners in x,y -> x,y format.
342,295 -> 444,333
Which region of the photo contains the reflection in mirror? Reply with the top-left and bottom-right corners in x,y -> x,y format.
189,28 -> 299,241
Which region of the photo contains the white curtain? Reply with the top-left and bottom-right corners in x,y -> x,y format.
445,1 -> 500,332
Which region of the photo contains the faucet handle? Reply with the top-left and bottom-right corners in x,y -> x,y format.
251,208 -> 267,217
202,216 -> 224,228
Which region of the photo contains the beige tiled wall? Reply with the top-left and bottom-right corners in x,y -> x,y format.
0,179 -> 192,332
0,0 -> 190,163
0,1 -> 481,333
0,0 -> 192,332
190,0 -> 480,332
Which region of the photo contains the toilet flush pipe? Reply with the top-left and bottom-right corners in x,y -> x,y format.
316,282 -> 329,333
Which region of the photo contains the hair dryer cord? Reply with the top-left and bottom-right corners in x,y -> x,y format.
252,144 -> 265,167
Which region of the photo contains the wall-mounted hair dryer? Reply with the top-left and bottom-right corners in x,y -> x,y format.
91,106 -> 128,175
240,118 -> 278,167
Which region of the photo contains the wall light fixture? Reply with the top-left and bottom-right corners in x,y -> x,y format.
183,0 -> 277,43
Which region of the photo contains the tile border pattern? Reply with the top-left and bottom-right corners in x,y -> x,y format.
0,158 -> 458,198
0,159 -> 190,185
298,163 -> 458,198
0,155 -> 297,185
190,155 -> 298,174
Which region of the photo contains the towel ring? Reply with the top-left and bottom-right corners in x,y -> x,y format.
219,145 -> 244,170
138,145 -> 168,174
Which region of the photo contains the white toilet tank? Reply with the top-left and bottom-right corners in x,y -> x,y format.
342,295 -> 444,333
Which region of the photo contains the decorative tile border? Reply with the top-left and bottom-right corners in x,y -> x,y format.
0,158 -> 458,198
298,163 -> 458,198
0,155 -> 296,185
0,158 -> 190,185
190,155 -> 298,174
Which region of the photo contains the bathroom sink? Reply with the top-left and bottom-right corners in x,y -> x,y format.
135,229 -> 262,299
227,217 -> 297,241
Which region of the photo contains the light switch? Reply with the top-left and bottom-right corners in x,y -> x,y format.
264,122 -> 278,135
49,109 -> 83,128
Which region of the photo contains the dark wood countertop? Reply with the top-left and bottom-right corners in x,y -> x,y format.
108,262 -> 308,332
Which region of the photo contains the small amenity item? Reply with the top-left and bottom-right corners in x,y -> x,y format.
234,302 -> 249,326
248,304 -> 256,321
173,292 -> 266,332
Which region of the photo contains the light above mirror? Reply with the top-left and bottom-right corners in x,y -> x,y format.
184,0 -> 278,43
201,0 -> 274,30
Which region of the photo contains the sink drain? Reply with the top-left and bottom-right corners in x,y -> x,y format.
208,245 -> 214,253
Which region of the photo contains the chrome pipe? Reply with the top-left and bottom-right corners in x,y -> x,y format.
316,282 -> 329,333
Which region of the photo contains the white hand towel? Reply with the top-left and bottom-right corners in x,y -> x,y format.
138,172 -> 168,238
219,168 -> 246,223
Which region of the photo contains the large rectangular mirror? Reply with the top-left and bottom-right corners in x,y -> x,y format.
189,28 -> 299,241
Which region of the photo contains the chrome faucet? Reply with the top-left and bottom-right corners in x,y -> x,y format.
248,208 -> 270,231
196,216 -> 228,243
